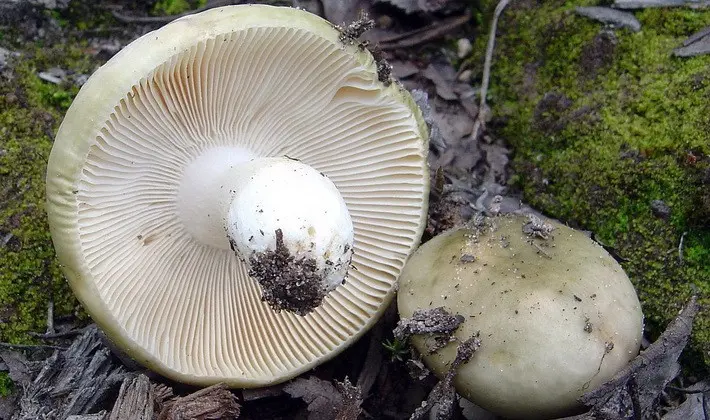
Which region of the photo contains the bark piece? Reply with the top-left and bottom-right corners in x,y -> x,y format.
157,383 -> 240,420
108,374 -> 153,420
14,325 -> 128,420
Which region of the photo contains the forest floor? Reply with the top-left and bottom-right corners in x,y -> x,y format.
0,0 -> 708,419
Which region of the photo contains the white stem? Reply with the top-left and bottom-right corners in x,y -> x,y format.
178,151 -> 354,315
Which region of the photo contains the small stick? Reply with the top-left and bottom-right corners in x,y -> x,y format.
30,328 -> 86,340
46,299 -> 55,335
471,0 -> 511,140
379,13 -> 471,50
0,342 -> 67,351
678,231 -> 687,265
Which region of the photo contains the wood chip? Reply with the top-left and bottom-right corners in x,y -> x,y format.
108,375 -> 153,420
14,325 -> 129,420
157,383 -> 240,420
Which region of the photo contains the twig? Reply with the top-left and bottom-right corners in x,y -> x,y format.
0,342 -> 67,350
531,241 -> 553,259
46,299 -> 55,335
111,0 -> 237,24
678,231 -> 687,265
379,12 -> 471,50
30,328 -> 86,340
471,0 -> 511,141
667,385 -> 710,394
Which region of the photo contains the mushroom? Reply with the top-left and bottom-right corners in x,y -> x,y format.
397,214 -> 643,419
46,5 -> 429,387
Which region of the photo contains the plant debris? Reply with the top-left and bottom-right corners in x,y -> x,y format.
336,11 -> 375,44
674,26 -> 710,57
409,336 -> 481,420
13,325 -> 129,419
394,307 -> 465,353
283,376 -> 362,420
522,214 -> 555,239
575,7 -> 641,32
613,0 -> 710,8
573,296 -> 700,419
157,383 -> 240,420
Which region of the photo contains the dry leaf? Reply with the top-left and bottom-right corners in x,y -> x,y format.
576,296 -> 699,419
283,376 -> 362,420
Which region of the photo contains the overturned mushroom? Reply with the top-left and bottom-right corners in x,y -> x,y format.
46,5 -> 429,387
398,214 -> 644,419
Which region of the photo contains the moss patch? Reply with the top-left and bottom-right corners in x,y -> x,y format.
0,43 -> 96,344
475,1 -> 710,370
152,0 -> 206,15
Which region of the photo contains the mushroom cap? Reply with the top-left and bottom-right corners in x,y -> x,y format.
46,5 -> 429,387
397,214 -> 643,419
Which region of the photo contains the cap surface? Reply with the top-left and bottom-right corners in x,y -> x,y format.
398,214 -> 643,419
46,5 -> 429,387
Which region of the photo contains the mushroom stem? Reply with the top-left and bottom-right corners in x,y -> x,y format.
178,152 -> 354,315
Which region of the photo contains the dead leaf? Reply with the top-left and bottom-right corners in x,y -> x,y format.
410,336 -> 481,420
377,0 -> 457,13
0,350 -> 31,387
422,63 -> 458,101
390,60 -> 420,79
674,26 -> 710,57
321,0 -> 369,25
577,296 -> 700,419
661,381 -> 709,420
335,378 -> 363,420
575,7 -> 641,32
283,376 -> 362,420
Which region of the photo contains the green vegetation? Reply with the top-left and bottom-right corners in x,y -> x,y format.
382,338 -> 410,362
471,0 -> 710,369
0,372 -> 13,397
152,0 -> 207,16
0,43 -> 95,344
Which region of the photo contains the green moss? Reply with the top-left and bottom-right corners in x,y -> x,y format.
0,372 -> 13,397
0,43 -> 96,345
478,1 -> 710,369
152,0 -> 207,16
